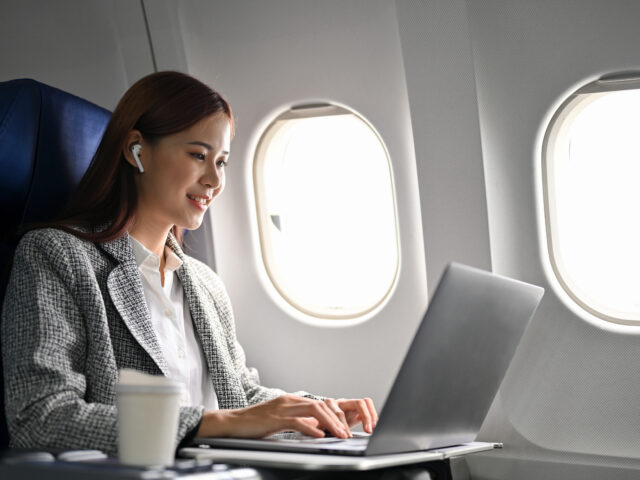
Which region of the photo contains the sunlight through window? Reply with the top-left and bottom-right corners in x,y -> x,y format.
254,105 -> 399,320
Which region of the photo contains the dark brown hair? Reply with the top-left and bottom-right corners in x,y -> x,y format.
48,71 -> 233,245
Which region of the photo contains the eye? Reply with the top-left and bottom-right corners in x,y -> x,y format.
190,152 -> 206,161
217,158 -> 229,168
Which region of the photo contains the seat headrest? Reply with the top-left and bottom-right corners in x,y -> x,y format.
0,78 -> 111,243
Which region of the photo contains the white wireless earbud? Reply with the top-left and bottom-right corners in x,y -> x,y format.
130,143 -> 144,173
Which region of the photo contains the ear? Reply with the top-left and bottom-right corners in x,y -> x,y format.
122,130 -> 145,169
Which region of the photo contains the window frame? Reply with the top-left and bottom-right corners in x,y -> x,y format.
252,103 -> 400,321
542,72 -> 640,326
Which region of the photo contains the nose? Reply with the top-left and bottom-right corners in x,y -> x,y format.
202,162 -> 224,191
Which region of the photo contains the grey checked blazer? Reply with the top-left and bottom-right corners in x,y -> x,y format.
1,227 -> 315,456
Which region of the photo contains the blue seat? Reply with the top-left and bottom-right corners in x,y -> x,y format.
0,79 -> 111,450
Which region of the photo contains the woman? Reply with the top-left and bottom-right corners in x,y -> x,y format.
1,71 -> 377,456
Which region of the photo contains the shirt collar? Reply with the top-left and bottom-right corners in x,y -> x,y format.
130,235 -> 183,273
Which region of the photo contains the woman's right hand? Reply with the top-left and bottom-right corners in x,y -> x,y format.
195,394 -> 350,439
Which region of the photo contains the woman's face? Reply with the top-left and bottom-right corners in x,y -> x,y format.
134,113 -> 231,231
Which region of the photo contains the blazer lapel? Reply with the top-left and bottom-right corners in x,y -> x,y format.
101,233 -> 170,377
168,235 -> 247,409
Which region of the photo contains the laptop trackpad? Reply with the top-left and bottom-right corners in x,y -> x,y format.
266,432 -> 370,450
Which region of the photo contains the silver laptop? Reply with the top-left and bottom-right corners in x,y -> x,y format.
188,263 -> 543,463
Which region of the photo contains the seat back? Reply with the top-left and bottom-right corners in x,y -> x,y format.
0,79 -> 111,449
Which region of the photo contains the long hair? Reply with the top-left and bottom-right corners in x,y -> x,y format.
47,71 -> 233,246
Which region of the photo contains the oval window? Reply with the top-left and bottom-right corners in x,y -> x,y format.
253,104 -> 399,320
543,73 -> 640,324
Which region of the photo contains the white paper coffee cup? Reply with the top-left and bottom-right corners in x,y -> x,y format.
116,371 -> 185,467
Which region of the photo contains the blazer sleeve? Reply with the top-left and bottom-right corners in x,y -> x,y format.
194,260 -> 324,405
1,230 -> 202,456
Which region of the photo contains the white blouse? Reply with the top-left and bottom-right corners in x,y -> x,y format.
130,235 -> 218,410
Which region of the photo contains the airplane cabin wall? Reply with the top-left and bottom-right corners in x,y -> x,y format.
395,0 -> 491,289
465,0 -> 640,477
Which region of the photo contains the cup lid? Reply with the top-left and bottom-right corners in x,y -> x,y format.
116,383 -> 184,395
116,369 -> 185,395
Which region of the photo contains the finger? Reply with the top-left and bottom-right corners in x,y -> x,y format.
364,397 -> 378,428
343,399 -> 373,433
316,401 -> 350,438
284,401 -> 348,438
324,398 -> 351,437
286,417 -> 325,438
325,398 -> 349,431
299,416 -> 320,428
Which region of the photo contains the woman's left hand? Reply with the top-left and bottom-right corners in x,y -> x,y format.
323,397 -> 378,437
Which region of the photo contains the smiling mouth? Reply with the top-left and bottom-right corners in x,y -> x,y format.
186,193 -> 210,206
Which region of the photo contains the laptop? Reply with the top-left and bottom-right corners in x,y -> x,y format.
182,263 -> 544,470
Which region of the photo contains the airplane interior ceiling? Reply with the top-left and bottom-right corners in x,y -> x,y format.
2,0 -> 640,477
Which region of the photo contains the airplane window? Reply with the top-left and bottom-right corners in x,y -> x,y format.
543,75 -> 640,324
253,104 -> 399,320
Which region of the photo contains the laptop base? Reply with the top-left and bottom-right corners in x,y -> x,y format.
179,441 -> 500,471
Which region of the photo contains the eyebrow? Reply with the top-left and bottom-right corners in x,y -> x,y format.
186,141 -> 229,155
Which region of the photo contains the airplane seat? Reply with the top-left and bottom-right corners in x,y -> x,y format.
0,78 -> 111,450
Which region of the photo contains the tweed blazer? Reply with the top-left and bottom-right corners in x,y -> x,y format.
1,227 -> 314,456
